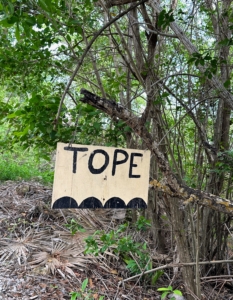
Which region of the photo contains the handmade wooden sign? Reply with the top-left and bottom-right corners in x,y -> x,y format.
52,143 -> 151,209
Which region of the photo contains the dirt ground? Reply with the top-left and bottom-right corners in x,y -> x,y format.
0,180 -> 233,300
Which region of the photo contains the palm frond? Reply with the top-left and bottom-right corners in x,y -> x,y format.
29,241 -> 90,276
0,229 -> 39,264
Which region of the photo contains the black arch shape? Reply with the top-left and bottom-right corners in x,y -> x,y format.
52,196 -> 78,209
79,197 -> 103,208
127,198 -> 147,208
104,197 -> 126,208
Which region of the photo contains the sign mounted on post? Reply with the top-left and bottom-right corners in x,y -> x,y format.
52,143 -> 151,209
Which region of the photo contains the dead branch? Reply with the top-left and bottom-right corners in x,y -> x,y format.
120,260 -> 233,284
80,89 -> 233,216
102,0 -> 139,8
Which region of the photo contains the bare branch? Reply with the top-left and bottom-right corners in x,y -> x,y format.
137,23 -> 178,38
120,260 -> 233,284
102,0 -> 139,7
54,0 -> 149,129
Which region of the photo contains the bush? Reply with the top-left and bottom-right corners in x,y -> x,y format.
0,148 -> 54,184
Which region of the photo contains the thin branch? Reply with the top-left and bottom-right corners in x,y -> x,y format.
83,32 -> 107,98
162,84 -> 217,163
158,96 -> 217,147
150,0 -> 233,109
133,72 -> 200,98
201,275 -> 233,280
120,260 -> 233,284
54,0 -> 149,129
104,0 -> 139,7
137,22 -> 178,38
67,91 -> 77,105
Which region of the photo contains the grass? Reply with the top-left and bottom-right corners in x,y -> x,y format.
0,148 -> 54,184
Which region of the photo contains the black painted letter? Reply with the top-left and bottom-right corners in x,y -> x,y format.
88,150 -> 109,174
64,147 -> 88,173
129,153 -> 143,178
112,149 -> 129,176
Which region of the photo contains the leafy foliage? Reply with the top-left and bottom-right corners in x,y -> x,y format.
1,0 -> 233,297
85,218 -> 153,277
65,219 -> 86,235
157,285 -> 183,300
158,9 -> 175,29
0,146 -> 53,183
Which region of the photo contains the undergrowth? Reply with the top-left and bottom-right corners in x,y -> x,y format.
0,148 -> 54,184
84,217 -> 160,282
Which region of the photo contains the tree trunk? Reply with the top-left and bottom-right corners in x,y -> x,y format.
170,198 -> 196,299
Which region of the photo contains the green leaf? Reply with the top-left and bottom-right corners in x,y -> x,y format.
161,291 -> 169,299
25,16 -> 37,26
76,25 -> 83,34
199,59 -> 205,66
7,113 -> 17,119
157,286 -> 173,292
84,104 -> 96,112
22,23 -> 31,37
8,2 -> 14,15
0,18 -> 14,28
218,38 -> 233,46
38,0 -> 50,12
157,287 -> 169,291
151,270 -> 164,285
66,34 -> 71,42
7,110 -> 24,118
81,278 -> 88,292
123,126 -> 132,133
14,125 -> 30,137
188,57 -> 196,64
173,289 -> 183,295
158,9 -> 174,29
224,79 -> 231,88
204,54 -> 211,60
69,292 -> 80,300
161,92 -> 170,97
210,59 -> 217,68
93,122 -> 101,130
15,24 -> 20,41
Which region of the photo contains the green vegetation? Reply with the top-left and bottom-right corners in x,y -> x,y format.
65,218 -> 86,235
85,217 -> 163,284
0,0 -> 233,298
157,285 -> 183,300
70,278 -> 104,300
83,218 -> 165,288
0,147 -> 54,184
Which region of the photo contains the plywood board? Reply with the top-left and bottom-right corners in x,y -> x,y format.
52,143 -> 151,209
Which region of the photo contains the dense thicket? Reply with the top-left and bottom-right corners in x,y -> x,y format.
1,0 -> 233,298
